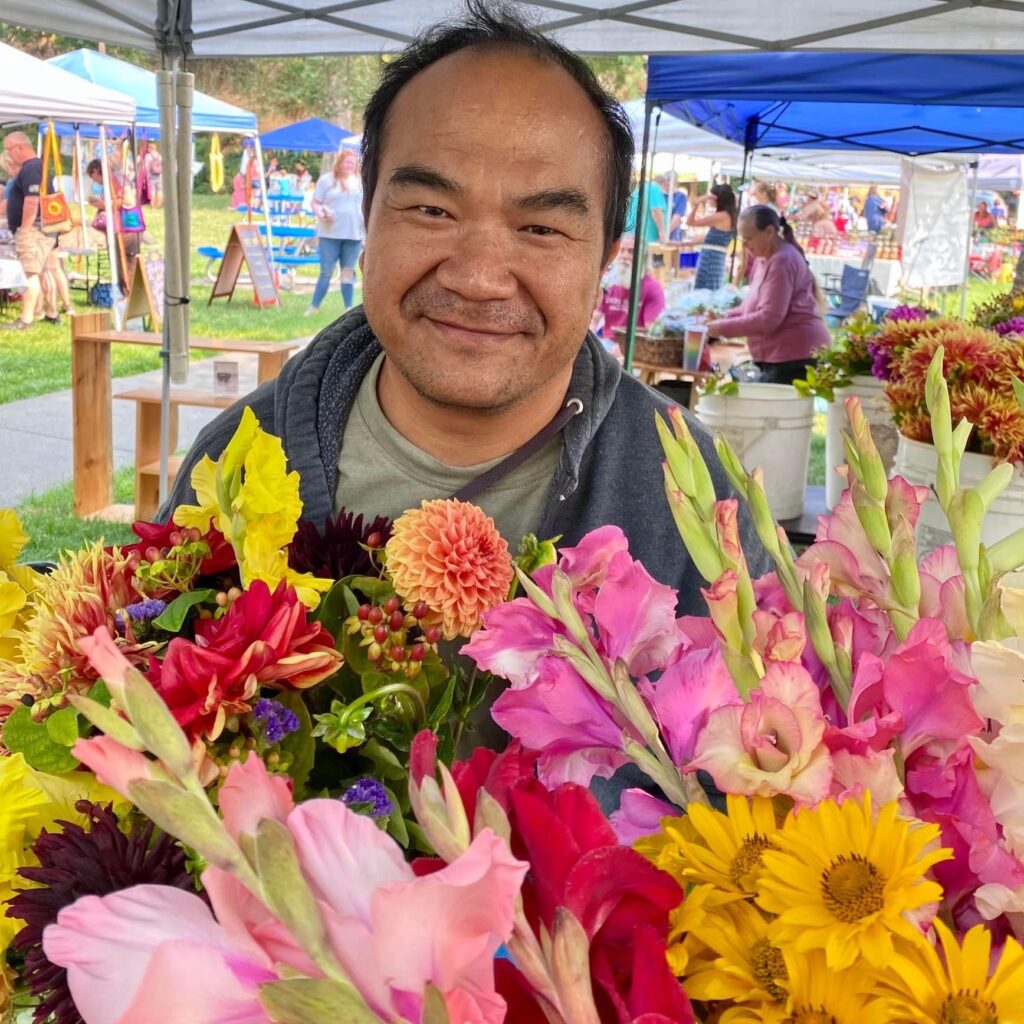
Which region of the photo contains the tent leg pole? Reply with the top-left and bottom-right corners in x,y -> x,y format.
731,145 -> 753,278
625,103 -> 656,374
960,161 -> 979,320
157,66 -> 181,510
174,70 -> 194,385
252,135 -> 276,283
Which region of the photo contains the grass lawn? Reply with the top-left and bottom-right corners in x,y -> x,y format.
16,466 -> 137,563
0,194 -> 357,406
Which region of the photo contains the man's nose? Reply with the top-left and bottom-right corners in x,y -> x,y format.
434,223 -> 518,302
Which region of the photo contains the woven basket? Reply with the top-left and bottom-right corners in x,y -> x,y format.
634,333 -> 684,366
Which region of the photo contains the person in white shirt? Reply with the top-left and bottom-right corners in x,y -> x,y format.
307,149 -> 365,315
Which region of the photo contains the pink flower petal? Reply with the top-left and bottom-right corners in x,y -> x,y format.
610,789 -> 679,844
465,599 -> 563,689
43,885 -> 272,1024
71,735 -> 157,795
77,625 -> 135,701
557,525 -> 631,591
219,752 -> 294,843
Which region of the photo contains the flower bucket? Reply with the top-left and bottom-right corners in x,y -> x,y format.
696,384 -> 815,519
824,375 -> 898,510
893,435 -> 1024,552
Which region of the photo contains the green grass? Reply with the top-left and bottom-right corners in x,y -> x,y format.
16,466 -> 137,563
808,429 -> 825,487
1,194 -> 358,406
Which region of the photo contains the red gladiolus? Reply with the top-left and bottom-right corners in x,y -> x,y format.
451,742 -> 538,824
147,580 -> 341,741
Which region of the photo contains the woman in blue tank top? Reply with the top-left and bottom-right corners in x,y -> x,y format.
688,183 -> 738,291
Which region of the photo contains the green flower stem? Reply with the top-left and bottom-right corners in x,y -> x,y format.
344,682 -> 427,724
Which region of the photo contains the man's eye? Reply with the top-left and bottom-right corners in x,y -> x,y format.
523,225 -> 558,237
416,206 -> 448,218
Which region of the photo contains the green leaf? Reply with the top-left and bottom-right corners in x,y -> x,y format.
45,706 -> 80,747
427,673 -> 458,729
2,706 -> 80,773
276,691 -> 314,798
152,589 -> 216,633
360,738 -> 407,781
86,679 -> 112,708
259,978 -> 380,1024
313,581 -> 357,639
422,983 -> 452,1024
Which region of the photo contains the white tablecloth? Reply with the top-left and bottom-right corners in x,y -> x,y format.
807,254 -> 903,298
0,259 -> 27,290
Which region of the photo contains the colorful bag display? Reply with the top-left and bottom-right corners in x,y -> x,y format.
40,124 -> 72,236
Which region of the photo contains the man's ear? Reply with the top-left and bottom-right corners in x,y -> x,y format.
594,238 -> 621,305
359,248 -> 366,273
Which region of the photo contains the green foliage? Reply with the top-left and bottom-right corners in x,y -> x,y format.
2,704 -> 80,773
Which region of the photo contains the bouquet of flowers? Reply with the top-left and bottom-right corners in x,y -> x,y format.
5,346 -> 1024,1023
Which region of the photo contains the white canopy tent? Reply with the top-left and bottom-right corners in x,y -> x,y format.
3,2 -> 1024,57
0,41 -> 135,124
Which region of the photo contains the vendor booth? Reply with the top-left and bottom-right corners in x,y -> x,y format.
259,117 -> 356,153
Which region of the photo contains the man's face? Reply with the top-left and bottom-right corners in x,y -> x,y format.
361,48 -> 615,414
3,137 -> 32,172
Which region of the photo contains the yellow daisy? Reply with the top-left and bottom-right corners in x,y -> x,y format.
873,922 -> 1024,1023
756,793 -> 951,971
677,886 -> 788,1013
782,949 -> 892,1024
638,794 -> 783,897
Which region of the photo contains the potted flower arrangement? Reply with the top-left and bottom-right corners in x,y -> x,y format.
971,288 -> 1024,336
884,318 -> 1024,550
4,353 -> 1024,1022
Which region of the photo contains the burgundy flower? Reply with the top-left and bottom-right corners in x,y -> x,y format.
122,519 -> 237,577
287,507 -> 392,580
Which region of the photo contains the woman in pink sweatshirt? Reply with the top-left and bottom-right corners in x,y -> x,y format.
706,205 -> 831,384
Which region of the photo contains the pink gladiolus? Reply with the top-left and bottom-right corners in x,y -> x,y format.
71,735 -> 161,794
688,661 -> 832,804
77,626 -> 134,701
714,499 -> 746,570
551,524 -> 631,594
490,656 -> 631,787
641,645 -> 739,766
609,788 -> 679,844
752,608 -> 806,663
219,752 -> 294,842
885,476 -> 931,530
43,886 -> 276,1024
919,546 -> 970,642
464,598 -> 567,689
829,747 -> 905,807
849,619 -> 983,757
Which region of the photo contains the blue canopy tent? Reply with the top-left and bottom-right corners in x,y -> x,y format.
259,117 -> 355,153
623,53 -> 1024,368
47,48 -> 257,134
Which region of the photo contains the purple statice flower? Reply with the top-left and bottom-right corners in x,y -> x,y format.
341,778 -> 394,819
886,304 -> 929,322
125,598 -> 168,622
252,698 -> 301,745
867,341 -> 893,381
994,316 -> 1024,337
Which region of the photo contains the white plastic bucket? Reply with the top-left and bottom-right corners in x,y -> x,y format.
893,435 -> 1024,553
696,384 -> 815,519
824,375 -> 899,509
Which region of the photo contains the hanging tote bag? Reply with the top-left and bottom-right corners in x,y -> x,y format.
117,139 -> 146,234
40,125 -> 73,236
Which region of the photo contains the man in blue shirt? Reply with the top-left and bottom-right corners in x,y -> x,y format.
624,178 -> 666,244
656,173 -> 689,242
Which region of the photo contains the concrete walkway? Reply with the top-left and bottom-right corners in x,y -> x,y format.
0,344 -> 308,508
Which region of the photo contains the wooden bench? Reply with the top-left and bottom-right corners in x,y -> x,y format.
72,312 -> 302,519
114,387 -> 237,520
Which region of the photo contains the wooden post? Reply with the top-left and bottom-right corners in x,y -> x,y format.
72,311 -> 114,517
257,349 -> 290,384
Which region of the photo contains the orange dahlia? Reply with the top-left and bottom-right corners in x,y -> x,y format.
385,499 -> 513,640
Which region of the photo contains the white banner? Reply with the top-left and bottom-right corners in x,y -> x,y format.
898,160 -> 969,289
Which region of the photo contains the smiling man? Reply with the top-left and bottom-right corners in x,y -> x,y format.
164,0 -> 767,622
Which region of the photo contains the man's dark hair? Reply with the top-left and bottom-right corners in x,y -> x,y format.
360,0 -> 634,260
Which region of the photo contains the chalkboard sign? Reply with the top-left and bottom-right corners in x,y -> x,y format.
124,250 -> 164,330
209,223 -> 279,308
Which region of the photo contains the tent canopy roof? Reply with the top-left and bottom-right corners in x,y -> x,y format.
647,53 -> 1024,155
0,41 -> 135,125
5,2 -> 1024,57
47,49 -> 257,133
259,117 -> 355,153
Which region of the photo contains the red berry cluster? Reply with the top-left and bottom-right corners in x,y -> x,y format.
347,595 -> 442,679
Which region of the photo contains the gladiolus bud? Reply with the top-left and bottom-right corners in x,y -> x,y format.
850,478 -> 891,554
887,517 -> 921,613
845,397 -> 888,503
664,471 -> 725,583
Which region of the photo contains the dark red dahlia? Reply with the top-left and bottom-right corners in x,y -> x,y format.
287,507 -> 392,581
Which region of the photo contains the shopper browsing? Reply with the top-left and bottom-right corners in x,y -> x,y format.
687,183 -> 737,290
706,204 -> 830,384
307,149 -> 365,316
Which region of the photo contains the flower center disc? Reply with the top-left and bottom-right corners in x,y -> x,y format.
749,937 -> 787,1001
939,992 -> 999,1024
730,833 -> 776,888
821,853 -> 885,922
787,1006 -> 837,1024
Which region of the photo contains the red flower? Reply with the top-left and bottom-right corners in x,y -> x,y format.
147,580 -> 341,741
125,519 -> 237,574
504,781 -> 691,1024
451,742 -> 538,824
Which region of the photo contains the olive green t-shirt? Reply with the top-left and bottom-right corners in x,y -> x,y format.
334,355 -> 562,549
